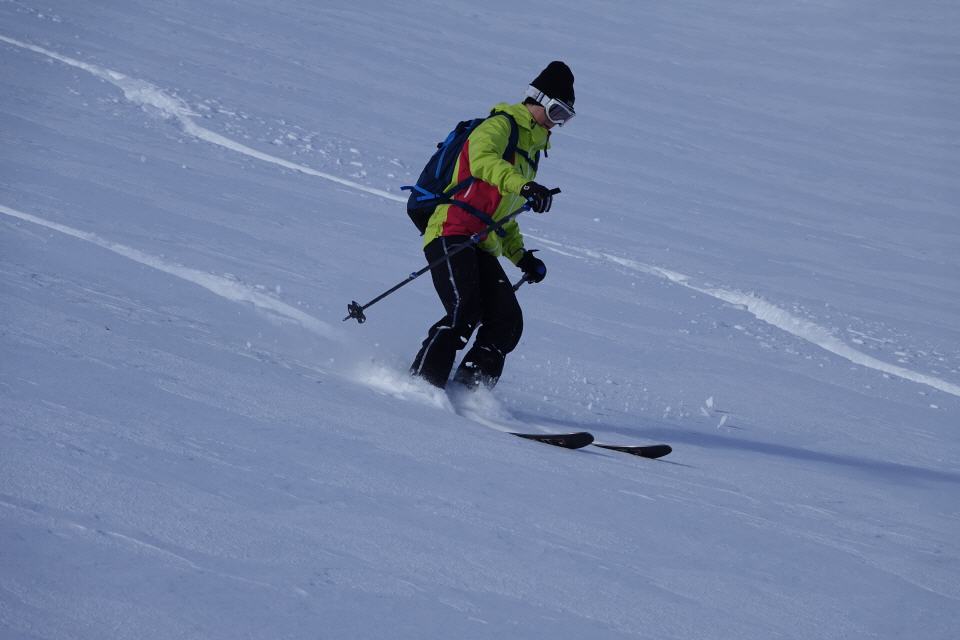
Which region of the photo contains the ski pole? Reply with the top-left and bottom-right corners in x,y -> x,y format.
344,204 -> 529,324
344,189 -> 558,324
512,274 -> 532,291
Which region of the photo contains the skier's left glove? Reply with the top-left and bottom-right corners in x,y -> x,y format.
520,182 -> 555,213
517,250 -> 546,283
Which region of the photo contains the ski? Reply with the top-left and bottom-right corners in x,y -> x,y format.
593,443 -> 673,459
454,404 -> 667,456
511,431 -> 594,449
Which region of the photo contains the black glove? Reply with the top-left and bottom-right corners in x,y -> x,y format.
517,249 -> 547,283
520,181 -> 555,213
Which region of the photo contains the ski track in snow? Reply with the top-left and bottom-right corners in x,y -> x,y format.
542,241 -> 960,399
0,34 -> 401,203
0,204 -> 338,340
4,33 -> 959,400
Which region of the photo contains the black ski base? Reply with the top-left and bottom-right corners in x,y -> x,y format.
511,431 -> 594,449
593,443 -> 672,459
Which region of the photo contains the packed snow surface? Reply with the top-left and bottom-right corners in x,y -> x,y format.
2,1 -> 958,638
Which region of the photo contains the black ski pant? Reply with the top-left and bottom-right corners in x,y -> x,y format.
411,236 -> 523,389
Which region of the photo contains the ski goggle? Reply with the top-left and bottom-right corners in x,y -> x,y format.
525,86 -> 576,126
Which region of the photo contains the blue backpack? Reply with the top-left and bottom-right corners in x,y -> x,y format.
401,110 -> 536,235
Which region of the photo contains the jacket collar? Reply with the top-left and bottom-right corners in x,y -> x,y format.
493,102 -> 541,131
491,102 -> 551,151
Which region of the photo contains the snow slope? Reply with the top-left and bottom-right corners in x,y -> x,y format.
2,1 -> 958,638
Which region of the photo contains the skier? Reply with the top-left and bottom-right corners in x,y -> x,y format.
410,61 -> 576,390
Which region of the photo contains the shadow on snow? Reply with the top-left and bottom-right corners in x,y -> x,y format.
512,411 -> 960,486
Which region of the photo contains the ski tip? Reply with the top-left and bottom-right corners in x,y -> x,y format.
511,431 -> 594,449
647,444 -> 672,459
593,443 -> 672,459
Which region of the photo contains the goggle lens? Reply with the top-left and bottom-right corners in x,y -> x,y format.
545,99 -> 575,126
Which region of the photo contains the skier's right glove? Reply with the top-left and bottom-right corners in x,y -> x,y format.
517,250 -> 547,283
520,181 -> 555,213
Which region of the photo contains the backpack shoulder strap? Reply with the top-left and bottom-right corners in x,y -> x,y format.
488,111 -> 520,162
489,110 -> 538,171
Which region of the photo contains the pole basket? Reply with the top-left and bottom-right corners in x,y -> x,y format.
344,301 -> 366,324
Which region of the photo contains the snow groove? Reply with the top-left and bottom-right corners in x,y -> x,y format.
0,34 -> 404,204
545,241 -> 960,399
0,204 -> 339,340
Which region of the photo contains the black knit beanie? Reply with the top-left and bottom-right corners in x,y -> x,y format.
530,61 -> 575,106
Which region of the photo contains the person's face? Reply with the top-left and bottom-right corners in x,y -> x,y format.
529,104 -> 555,130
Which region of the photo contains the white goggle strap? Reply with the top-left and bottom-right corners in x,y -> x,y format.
524,85 -> 547,104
